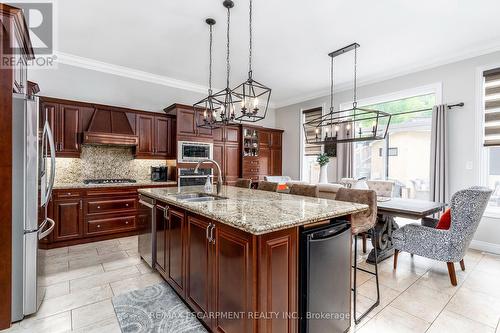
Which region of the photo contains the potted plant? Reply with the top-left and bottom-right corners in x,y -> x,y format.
317,153 -> 330,183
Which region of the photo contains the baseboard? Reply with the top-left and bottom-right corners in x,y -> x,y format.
470,240 -> 500,255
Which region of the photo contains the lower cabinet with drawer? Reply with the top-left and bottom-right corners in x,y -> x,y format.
87,215 -> 136,236
41,185 -> 174,248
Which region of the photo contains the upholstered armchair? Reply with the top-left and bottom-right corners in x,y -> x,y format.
392,186 -> 492,285
366,180 -> 395,198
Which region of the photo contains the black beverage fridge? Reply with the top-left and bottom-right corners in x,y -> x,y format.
299,221 -> 351,333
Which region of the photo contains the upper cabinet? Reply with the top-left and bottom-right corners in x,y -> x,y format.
136,114 -> 176,159
40,99 -> 93,158
40,97 -> 176,160
166,105 -> 212,140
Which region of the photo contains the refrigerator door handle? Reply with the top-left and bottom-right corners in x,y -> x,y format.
38,218 -> 55,240
42,121 -> 56,205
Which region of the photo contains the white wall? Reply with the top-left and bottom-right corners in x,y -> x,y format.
276,50 -> 500,252
29,63 -> 277,128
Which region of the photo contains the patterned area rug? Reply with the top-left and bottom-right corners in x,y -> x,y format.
112,282 -> 207,333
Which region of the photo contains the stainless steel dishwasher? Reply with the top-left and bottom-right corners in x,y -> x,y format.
138,194 -> 156,268
299,221 -> 351,333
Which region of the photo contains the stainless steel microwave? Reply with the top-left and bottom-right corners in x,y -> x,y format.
177,141 -> 213,163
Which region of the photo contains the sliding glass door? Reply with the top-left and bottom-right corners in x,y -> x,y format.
353,93 -> 436,199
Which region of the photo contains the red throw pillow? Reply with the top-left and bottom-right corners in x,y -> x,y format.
436,208 -> 451,230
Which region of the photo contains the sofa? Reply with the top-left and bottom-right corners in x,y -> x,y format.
263,176 -> 343,199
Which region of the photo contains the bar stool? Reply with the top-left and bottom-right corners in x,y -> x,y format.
257,181 -> 278,192
289,184 -> 319,198
335,188 -> 380,324
234,178 -> 252,189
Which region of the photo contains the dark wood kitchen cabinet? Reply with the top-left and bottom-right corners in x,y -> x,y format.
186,214 -> 212,326
52,197 -> 84,242
40,99 -> 93,158
165,104 -> 212,140
155,202 -> 186,298
166,206 -> 186,296
211,222 -> 254,333
136,114 -> 175,159
270,147 -> 283,176
213,126 -> 241,185
136,114 -> 154,156
135,200 -> 299,333
185,214 -> 254,332
42,184 -> 176,249
224,143 -> 241,185
241,127 -> 283,180
40,97 -> 176,160
155,203 -> 167,274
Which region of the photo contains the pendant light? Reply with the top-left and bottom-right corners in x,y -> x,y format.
232,0 -> 271,122
209,0 -> 241,126
303,43 -> 391,145
194,18 -> 225,129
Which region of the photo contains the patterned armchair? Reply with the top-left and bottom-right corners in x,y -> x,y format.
392,186 -> 492,285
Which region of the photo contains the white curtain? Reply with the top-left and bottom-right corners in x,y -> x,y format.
336,123 -> 353,181
430,104 -> 448,203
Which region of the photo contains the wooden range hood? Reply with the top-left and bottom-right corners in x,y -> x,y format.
83,107 -> 139,146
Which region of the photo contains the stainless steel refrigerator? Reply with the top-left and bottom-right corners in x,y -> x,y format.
11,94 -> 56,322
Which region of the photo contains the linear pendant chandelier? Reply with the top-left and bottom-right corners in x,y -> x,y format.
303,43 -> 391,146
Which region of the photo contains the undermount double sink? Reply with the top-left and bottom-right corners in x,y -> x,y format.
173,192 -> 228,203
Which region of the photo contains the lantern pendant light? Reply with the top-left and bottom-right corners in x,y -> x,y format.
233,0 -> 271,122
194,18 -> 225,129
209,0 -> 241,126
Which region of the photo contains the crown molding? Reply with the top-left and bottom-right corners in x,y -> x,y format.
52,52 -> 278,109
54,51 -> 210,94
273,41 -> 500,109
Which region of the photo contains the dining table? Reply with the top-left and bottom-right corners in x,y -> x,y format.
366,197 -> 446,264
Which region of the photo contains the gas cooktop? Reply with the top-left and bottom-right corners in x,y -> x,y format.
83,179 -> 137,184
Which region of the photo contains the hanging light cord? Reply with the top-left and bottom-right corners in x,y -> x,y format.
353,45 -> 358,108
208,23 -> 213,95
330,55 -> 334,111
226,5 -> 231,90
248,0 -> 253,77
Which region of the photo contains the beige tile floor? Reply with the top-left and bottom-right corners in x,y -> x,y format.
1,235 -> 499,333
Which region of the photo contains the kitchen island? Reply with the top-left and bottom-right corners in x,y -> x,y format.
138,185 -> 367,333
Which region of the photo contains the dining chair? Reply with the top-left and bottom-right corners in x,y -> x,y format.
392,186 -> 492,286
234,178 -> 252,189
335,188 -> 379,324
289,184 -> 319,198
366,180 -> 395,198
257,181 -> 278,192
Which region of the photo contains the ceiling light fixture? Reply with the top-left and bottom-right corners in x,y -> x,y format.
194,18 -> 225,129
232,0 -> 271,122
303,43 -> 391,147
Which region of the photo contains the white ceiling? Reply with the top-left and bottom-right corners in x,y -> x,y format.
39,0 -> 500,108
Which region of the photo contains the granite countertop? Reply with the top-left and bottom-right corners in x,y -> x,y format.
138,185 -> 368,235
53,181 -> 177,189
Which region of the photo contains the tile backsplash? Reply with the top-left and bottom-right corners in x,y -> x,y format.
53,146 -> 173,184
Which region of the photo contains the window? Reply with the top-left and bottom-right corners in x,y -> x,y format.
350,93 -> 436,199
302,107 -> 322,182
483,68 -> 500,212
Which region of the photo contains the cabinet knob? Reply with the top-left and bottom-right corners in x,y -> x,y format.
97,224 -> 101,228
125,221 -> 129,225
97,206 -> 100,209
125,204 -> 129,207
67,193 -> 71,195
